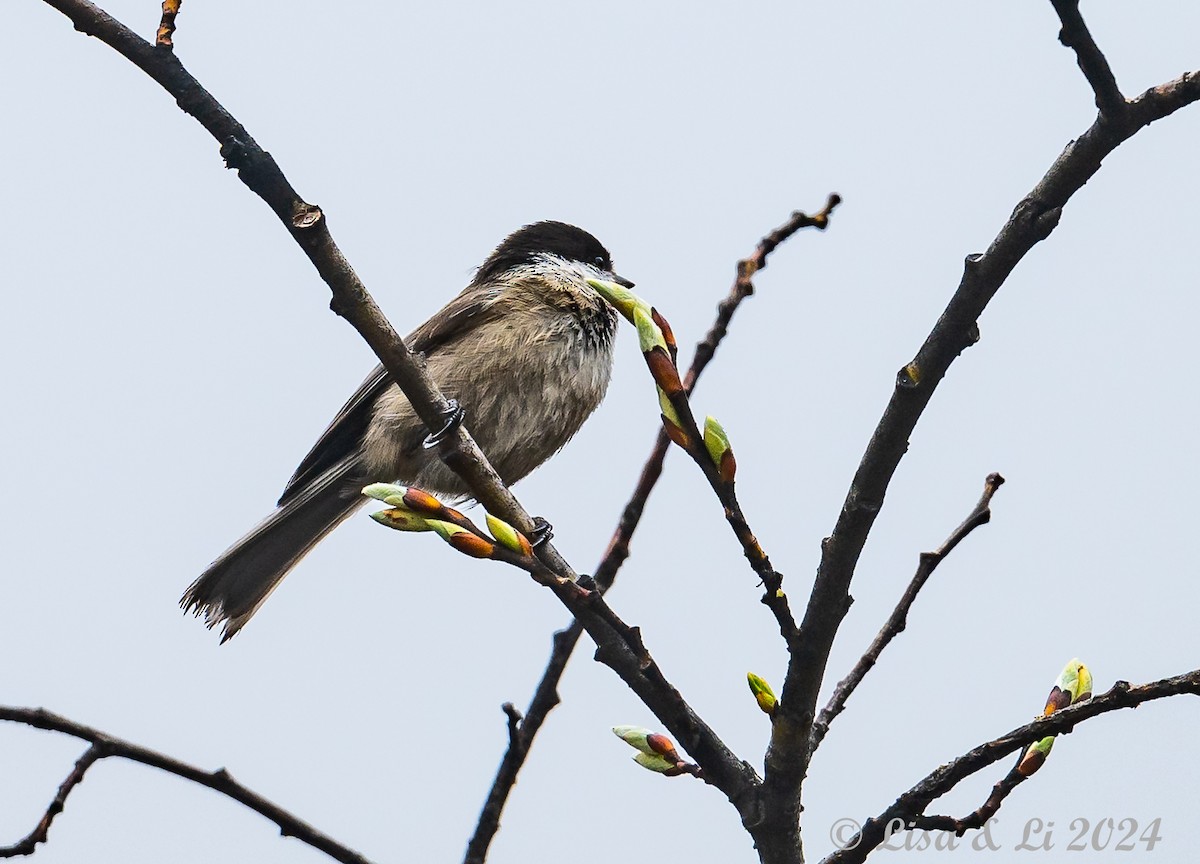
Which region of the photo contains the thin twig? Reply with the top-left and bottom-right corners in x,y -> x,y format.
462,202 -> 839,864
463,634 -> 569,864
819,669 -> 1200,864
0,707 -> 375,863
0,743 -> 104,857
907,767 -> 1027,836
757,66 -> 1200,864
155,0 -> 181,50
809,472 -> 1006,753
1049,0 -> 1126,119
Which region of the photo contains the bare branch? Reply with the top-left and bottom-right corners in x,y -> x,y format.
464,633 -> 567,864
754,65 -> 1200,864
809,472 -> 1005,753
820,670 -> 1200,864
1049,0 -> 1126,119
0,743 -> 103,857
462,202 -> 839,863
461,702 -> 529,864
0,707 -> 375,864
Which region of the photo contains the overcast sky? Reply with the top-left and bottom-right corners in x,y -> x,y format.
3,2 -> 1199,863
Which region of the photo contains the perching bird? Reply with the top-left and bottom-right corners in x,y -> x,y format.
182,221 -> 633,641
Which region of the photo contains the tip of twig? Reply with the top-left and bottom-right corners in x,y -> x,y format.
156,0 -> 182,50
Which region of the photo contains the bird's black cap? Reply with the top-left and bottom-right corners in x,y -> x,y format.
473,221 -> 615,286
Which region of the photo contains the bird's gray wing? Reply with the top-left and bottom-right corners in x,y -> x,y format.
278,286 -> 500,506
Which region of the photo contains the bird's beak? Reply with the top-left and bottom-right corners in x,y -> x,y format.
587,276 -> 644,322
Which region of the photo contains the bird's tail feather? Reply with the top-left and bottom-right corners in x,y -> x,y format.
182,456 -> 365,641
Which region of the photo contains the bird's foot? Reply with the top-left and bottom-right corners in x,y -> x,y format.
529,517 -> 554,547
422,399 -> 464,449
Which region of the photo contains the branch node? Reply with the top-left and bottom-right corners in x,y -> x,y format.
219,136 -> 250,170
291,203 -> 324,231
896,362 -> 921,390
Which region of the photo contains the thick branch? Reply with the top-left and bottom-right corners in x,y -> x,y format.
809,472 -> 1005,753
0,707 -> 375,863
1049,0 -> 1126,119
820,670 -> 1200,864
463,202 -> 839,863
756,68 -> 1200,864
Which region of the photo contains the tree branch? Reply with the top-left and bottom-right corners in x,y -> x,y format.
820,670 -> 1200,864
0,743 -> 103,857
1049,0 -> 1126,119
0,707 -> 376,863
462,202 -> 839,863
755,65 -> 1200,864
809,472 -> 1005,754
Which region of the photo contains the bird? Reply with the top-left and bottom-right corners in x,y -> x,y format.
182,221 -> 633,641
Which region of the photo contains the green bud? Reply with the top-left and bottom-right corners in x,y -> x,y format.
369,508 -> 431,532
586,278 -> 650,324
704,416 -> 736,482
657,386 -> 683,429
428,520 -> 469,542
747,672 -> 777,715
485,513 -> 532,556
633,751 -> 680,775
633,306 -> 669,355
704,417 -> 731,465
1045,658 -> 1092,716
1017,736 -> 1055,776
612,725 -> 656,755
362,483 -> 410,502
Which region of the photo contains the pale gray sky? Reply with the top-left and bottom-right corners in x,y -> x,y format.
3,2 -> 1198,862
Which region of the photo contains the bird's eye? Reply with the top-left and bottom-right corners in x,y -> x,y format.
593,255 -> 606,268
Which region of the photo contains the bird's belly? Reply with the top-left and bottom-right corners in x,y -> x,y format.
362,326 -> 614,497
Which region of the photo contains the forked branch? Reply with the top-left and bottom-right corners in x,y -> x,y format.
0,706 -> 375,863
809,472 -> 1005,753
820,670 -> 1200,864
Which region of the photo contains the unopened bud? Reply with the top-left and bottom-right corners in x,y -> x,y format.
1045,658 -> 1092,717
704,416 -> 737,483
633,751 -> 684,775
485,513 -> 533,557
1017,736 -> 1055,777
747,672 -> 777,715
369,508 -> 431,532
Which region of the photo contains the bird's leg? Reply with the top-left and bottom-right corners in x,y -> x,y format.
422,399 -> 464,449
529,517 -> 554,547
